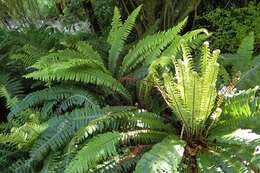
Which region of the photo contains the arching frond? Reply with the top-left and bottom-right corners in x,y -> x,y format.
24,49 -> 131,102
215,86 -> 260,131
65,130 -> 167,173
71,111 -> 171,144
8,86 -> 100,119
134,135 -> 185,173
29,108 -> 103,161
198,150 -> 248,173
119,17 -> 188,77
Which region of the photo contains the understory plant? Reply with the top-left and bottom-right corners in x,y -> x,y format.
23,5 -> 208,104
1,41 -> 260,172
221,32 -> 260,90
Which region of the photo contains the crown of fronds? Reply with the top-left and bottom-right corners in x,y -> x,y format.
150,41 -> 220,137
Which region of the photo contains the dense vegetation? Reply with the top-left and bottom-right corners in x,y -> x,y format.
0,0 -> 260,173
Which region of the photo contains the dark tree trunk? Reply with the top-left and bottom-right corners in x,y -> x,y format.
82,0 -> 101,33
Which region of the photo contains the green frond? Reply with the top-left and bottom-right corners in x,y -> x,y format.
25,53 -> 131,101
221,32 -> 260,89
216,86 -> 259,131
107,7 -> 123,45
120,17 -> 188,77
65,132 -> 121,173
208,128 -> 260,147
29,108 -> 103,161
71,111 -> 171,144
150,42 -> 220,135
236,32 -> 254,68
0,72 -> 23,108
216,143 -> 260,170
223,86 -> 259,117
75,41 -> 104,64
0,122 -> 46,149
108,5 -> 142,75
40,151 -> 65,173
8,159 -> 34,173
66,130 -> 166,173
8,86 -> 100,119
89,154 -> 138,173
200,41 -> 211,74
222,32 -> 254,73
10,44 -> 46,67
2,109 -> 41,132
30,51 -> 108,73
237,63 -> 260,89
0,143 -> 27,170
134,135 -> 185,173
198,150 -> 248,173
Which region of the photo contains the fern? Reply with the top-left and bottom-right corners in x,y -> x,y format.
108,5 -> 142,75
24,8 -> 209,106
221,32 -> 260,89
0,72 -> 23,108
24,46 -> 132,102
66,130 -> 167,173
8,86 -> 101,120
134,135 -> 185,173
150,41 -> 220,136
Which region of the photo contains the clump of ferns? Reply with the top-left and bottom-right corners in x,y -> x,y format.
2,42 -> 259,173
24,5 -> 209,105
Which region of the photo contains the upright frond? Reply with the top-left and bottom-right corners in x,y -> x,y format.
108,5 -> 142,75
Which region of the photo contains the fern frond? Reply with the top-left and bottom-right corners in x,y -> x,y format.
134,135 -> 185,173
0,143 -> 27,170
107,7 -> 123,45
66,130 -> 166,173
29,108 -> 103,161
223,86 -> 259,117
89,154 -> 138,173
10,44 -> 46,67
197,150 -> 248,173
0,122 -> 46,149
8,86 -> 100,119
40,151 -> 66,173
215,87 -> 259,131
65,132 -> 121,173
208,128 -> 260,147
75,41 -> 104,64
237,63 -> 260,89
119,17 -> 188,77
150,42 -> 220,136
0,72 -> 23,108
25,60 -> 131,101
108,5 -> 142,75
8,158 -> 34,173
221,32 -> 260,89
71,111 -> 171,144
